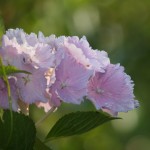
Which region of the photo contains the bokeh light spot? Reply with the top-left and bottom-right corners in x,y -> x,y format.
111,110 -> 139,133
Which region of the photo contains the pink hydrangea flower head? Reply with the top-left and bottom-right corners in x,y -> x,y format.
0,28 -> 56,105
59,36 -> 110,72
49,54 -> 93,106
0,28 -> 139,115
1,29 -> 56,70
87,64 -> 139,114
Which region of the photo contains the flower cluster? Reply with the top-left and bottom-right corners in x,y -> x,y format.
0,29 -> 139,116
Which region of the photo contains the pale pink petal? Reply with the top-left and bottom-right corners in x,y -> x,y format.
36,102 -> 52,112
16,69 -> 49,104
50,54 -> 93,105
66,36 -> 110,72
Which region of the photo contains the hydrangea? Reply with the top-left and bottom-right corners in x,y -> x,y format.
1,29 -> 56,69
51,54 -> 93,104
0,28 -> 139,116
56,36 -> 110,72
87,64 -> 139,115
0,28 -> 55,109
16,69 -> 49,104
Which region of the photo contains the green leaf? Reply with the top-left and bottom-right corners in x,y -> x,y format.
0,65 -> 31,77
46,111 -> 119,141
34,138 -> 52,150
0,110 -> 36,150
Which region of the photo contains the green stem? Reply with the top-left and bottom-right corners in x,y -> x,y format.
0,57 -> 13,146
35,106 -> 56,127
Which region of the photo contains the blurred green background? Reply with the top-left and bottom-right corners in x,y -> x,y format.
0,0 -> 150,149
